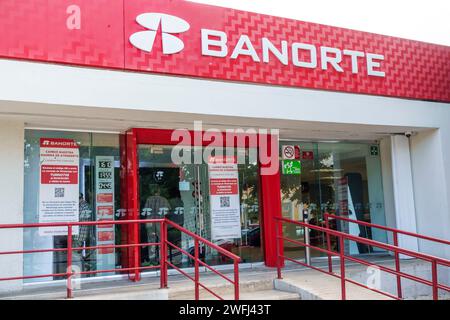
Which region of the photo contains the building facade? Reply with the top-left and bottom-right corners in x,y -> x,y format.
0,0 -> 449,291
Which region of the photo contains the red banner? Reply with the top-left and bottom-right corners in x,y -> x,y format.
0,0 -> 449,102
210,178 -> 239,195
40,165 -> 78,184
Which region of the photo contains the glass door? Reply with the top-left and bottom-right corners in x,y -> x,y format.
137,144 -> 262,270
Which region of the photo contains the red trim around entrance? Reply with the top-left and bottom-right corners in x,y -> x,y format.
120,128 -> 282,274
119,129 -> 141,280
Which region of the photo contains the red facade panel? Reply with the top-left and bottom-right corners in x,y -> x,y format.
0,0 -> 449,102
47,0 -> 124,68
0,0 -> 49,61
0,0 -> 124,68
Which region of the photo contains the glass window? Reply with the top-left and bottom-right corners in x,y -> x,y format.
23,130 -> 263,283
279,141 -> 387,261
23,130 -> 121,282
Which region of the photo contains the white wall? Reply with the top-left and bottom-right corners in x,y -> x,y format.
381,132 -> 450,261
0,120 -> 24,292
390,135 -> 419,255
346,259 -> 449,299
0,59 -> 448,130
410,129 -> 450,259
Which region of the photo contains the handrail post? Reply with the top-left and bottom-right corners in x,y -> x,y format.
393,231 -> 403,299
234,259 -> 240,300
194,238 -> 200,300
160,220 -> 168,289
275,218 -> 282,279
325,214 -> 333,273
304,212 -> 311,266
133,221 -> 140,282
431,260 -> 438,300
339,236 -> 346,300
66,225 -> 73,299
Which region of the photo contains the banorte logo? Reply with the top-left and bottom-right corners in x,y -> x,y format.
40,139 -> 78,148
128,12 -> 386,78
129,13 -> 190,55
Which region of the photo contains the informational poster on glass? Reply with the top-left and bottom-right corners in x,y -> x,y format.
337,177 -> 349,216
208,158 -> 241,240
95,156 -> 115,271
336,177 -> 360,254
39,138 -> 79,236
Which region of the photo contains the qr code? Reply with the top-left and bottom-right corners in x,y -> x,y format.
220,196 -> 230,208
54,187 -> 65,198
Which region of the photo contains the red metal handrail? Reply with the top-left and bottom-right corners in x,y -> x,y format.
324,213 -> 450,247
163,219 -> 240,300
0,219 -> 164,298
275,216 -> 450,300
324,213 -> 450,298
0,218 -> 240,300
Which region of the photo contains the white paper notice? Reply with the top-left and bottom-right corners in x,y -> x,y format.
39,138 -> 79,236
208,160 -> 241,240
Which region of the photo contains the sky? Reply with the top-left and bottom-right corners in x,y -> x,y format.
189,0 -> 450,46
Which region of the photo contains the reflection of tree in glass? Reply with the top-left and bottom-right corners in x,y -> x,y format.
238,162 -> 260,223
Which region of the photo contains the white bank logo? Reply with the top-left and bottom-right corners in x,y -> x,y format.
129,13 -> 190,54
129,13 -> 385,77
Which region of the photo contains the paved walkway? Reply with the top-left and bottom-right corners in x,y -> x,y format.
0,254 -> 428,300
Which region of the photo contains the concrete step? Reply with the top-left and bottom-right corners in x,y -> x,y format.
168,278 -> 274,300
204,289 -> 300,300
69,278 -> 298,300
70,285 -> 300,300
274,269 -> 393,300
71,288 -> 168,300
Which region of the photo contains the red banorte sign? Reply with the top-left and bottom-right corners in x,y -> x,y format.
39,138 -> 79,148
302,151 -> 314,160
1,0 -> 449,102
97,193 -> 114,203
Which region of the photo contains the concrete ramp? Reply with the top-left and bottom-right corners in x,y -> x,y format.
168,277 -> 299,300
209,289 -> 299,300
71,287 -> 168,300
274,269 -> 393,300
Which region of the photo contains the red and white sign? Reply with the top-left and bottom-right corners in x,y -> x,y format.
208,159 -> 241,240
294,146 -> 301,160
302,151 -> 314,160
282,145 -> 295,160
336,176 -> 360,254
337,177 -> 349,216
0,0 -> 449,102
95,156 -> 115,262
39,138 -> 79,236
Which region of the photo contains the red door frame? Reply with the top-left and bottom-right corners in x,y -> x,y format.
119,128 -> 282,279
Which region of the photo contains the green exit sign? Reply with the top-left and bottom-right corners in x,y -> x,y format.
370,145 -> 379,156
282,160 -> 301,175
